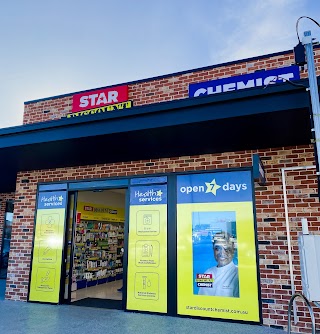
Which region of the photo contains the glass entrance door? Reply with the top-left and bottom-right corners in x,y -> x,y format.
0,200 -> 14,279
60,192 -> 77,303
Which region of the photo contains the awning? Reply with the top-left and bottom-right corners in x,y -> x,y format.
0,79 -> 313,193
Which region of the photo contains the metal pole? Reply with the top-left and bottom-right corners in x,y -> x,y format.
281,165 -> 316,324
287,293 -> 316,334
302,31 -> 320,176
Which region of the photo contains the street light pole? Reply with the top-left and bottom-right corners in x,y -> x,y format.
302,30 -> 320,185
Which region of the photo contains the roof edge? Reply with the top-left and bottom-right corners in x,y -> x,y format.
3,78 -> 309,137
24,47 -> 304,105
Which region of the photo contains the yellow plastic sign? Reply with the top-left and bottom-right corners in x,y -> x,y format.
126,185 -> 167,313
29,191 -> 67,303
177,171 -> 260,322
77,201 -> 125,222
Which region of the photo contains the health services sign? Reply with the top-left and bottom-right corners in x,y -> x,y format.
189,66 -> 300,98
29,190 -> 67,304
127,184 -> 168,314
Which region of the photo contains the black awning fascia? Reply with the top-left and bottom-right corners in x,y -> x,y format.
0,79 -> 311,149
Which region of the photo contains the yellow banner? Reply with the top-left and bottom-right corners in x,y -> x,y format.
77,201 -> 125,222
177,202 -> 260,322
29,207 -> 66,303
126,185 -> 167,313
66,101 -> 132,118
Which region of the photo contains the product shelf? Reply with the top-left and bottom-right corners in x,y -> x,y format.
72,218 -> 124,289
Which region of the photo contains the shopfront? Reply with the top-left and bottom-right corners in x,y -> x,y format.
25,169 -> 260,322
0,47 -> 319,331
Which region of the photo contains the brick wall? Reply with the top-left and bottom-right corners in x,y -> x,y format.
22,48 -> 320,125
6,145 -> 320,332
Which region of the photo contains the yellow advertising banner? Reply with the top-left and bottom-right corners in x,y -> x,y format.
29,191 -> 67,303
77,201 -> 125,222
126,185 -> 167,313
66,101 -> 132,118
177,171 -> 260,322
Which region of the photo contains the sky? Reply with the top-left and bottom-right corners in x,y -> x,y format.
0,0 -> 319,128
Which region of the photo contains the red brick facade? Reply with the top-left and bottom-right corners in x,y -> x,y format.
3,48 -> 320,332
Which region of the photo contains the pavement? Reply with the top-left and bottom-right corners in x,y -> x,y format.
0,279 -> 295,334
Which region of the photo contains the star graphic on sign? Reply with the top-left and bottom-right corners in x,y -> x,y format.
205,179 -> 221,196
157,190 -> 163,197
58,196 -> 64,201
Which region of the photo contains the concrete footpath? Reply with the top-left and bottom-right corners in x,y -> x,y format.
0,299 -> 296,334
0,279 -> 298,334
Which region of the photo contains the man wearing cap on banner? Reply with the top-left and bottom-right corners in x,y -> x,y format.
198,231 -> 239,297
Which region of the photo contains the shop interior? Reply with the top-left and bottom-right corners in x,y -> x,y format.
69,189 -> 126,308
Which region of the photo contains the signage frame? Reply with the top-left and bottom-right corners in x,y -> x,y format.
176,168 -> 262,323
126,182 -> 168,314
28,189 -> 69,304
72,85 -> 129,113
189,66 -> 300,98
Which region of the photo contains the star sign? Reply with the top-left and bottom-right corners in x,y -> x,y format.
205,179 -> 221,196
157,190 -> 163,197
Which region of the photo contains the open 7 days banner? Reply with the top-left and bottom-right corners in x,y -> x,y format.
127,185 -> 167,313
177,170 -> 260,322
29,191 -> 67,303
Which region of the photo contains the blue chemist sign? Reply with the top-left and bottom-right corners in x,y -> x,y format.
189,66 -> 300,98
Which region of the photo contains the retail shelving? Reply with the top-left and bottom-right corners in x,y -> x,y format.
72,219 -> 124,290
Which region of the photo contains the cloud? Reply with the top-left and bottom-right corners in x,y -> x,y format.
187,0 -> 310,64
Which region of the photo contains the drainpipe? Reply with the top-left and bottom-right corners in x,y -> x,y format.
281,165 -> 316,324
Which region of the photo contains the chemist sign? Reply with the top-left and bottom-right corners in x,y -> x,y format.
188,66 -> 300,98
176,170 -> 261,322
